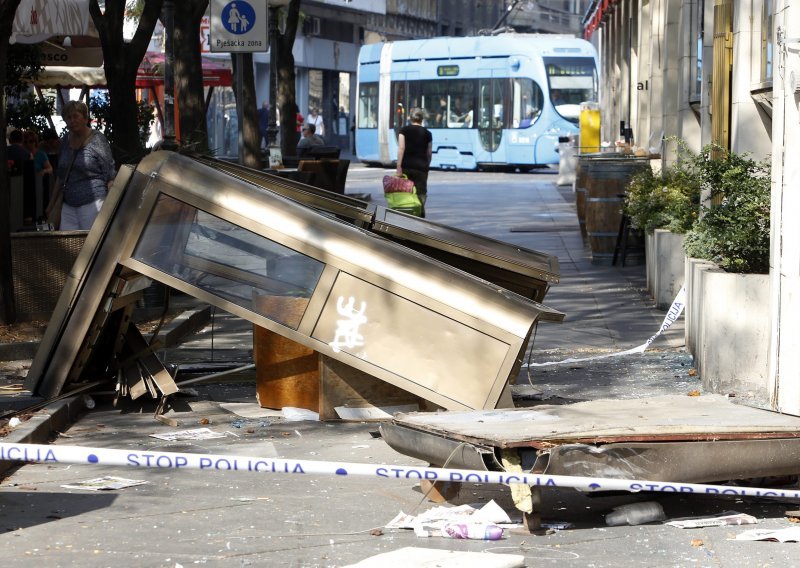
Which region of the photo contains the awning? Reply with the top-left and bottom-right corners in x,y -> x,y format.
135,52 -> 233,88
30,53 -> 233,89
582,0 -> 618,39
12,0 -> 96,44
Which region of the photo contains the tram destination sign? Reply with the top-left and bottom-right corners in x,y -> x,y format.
209,0 -> 267,53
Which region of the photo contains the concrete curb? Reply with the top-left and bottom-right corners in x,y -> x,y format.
0,396 -> 86,478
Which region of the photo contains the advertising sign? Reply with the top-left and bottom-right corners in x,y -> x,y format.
209,0 -> 267,53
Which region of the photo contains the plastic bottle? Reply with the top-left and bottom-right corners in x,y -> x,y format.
605,501 -> 666,526
441,522 -> 504,540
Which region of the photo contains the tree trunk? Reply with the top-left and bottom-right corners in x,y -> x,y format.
174,0 -> 209,153
277,0 -> 301,159
231,53 -> 262,169
90,0 -> 163,164
0,0 -> 22,323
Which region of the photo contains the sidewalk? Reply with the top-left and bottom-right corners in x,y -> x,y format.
2,166 -> 796,567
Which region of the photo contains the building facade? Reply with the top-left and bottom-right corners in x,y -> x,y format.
584,0 -> 800,415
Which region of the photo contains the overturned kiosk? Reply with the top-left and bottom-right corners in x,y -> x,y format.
24,151 -> 562,411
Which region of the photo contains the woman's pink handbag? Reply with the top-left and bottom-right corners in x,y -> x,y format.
382,174 -> 415,193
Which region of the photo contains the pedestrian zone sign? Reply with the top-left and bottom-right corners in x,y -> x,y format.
209,0 -> 267,53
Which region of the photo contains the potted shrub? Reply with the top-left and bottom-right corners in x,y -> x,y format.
682,147 -> 771,401
625,140 -> 701,307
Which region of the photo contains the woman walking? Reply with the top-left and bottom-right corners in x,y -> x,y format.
396,108 -> 432,217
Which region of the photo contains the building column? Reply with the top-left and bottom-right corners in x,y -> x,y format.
769,0 -> 800,415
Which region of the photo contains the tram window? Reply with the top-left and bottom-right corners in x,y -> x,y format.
392,82 -> 405,129
544,56 -> 597,124
357,83 -> 378,128
513,79 -> 543,129
399,80 -> 474,129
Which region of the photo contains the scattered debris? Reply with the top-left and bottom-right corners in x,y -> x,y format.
735,527 -> 800,542
61,476 -> 148,491
606,501 -> 666,526
282,407 -> 319,422
666,511 -> 758,529
334,404 -> 418,421
343,547 -> 525,568
149,427 -> 227,441
385,500 -> 518,539
219,402 -> 282,419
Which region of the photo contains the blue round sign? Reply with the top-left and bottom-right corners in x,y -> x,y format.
221,1 -> 256,35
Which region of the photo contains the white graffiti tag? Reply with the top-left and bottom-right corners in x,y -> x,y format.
329,297 -> 368,353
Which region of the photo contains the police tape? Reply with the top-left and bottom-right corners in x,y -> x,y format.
526,285 -> 686,367
1,441 -> 798,500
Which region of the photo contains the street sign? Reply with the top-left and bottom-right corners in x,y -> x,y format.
209,0 -> 267,53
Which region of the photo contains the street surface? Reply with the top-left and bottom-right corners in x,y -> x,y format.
0,163 -> 796,567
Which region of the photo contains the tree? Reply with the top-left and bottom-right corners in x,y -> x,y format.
90,0 -> 163,164
0,0 -> 23,323
276,0 -> 302,159
173,0 -> 209,152
231,53 -> 262,168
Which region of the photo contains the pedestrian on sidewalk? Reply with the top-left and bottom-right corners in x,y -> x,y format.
396,107 -> 432,217
47,100 -> 116,231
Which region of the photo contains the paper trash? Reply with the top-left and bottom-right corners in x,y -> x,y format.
61,476 -> 148,491
666,511 -> 758,529
735,527 -> 800,542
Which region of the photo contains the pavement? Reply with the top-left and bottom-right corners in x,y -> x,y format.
0,162 -> 797,567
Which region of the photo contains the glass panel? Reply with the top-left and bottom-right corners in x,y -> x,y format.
357,82 -> 378,128
421,80 -> 474,128
391,81 -> 407,129
335,71 -> 350,136
308,69 -> 323,117
543,56 -> 597,124
512,79 -> 543,128
477,79 -> 502,151
132,194 -> 325,330
761,0 -> 773,82
695,1 -> 704,96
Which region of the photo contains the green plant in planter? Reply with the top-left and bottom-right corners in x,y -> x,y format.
683,146 -> 771,274
624,140 -> 701,234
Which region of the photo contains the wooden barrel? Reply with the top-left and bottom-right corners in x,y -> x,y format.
585,157 -> 649,264
574,156 -> 591,241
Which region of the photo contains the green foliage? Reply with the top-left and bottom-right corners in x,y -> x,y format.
683,147 -> 771,274
89,91 -> 155,152
6,93 -> 56,134
624,155 -> 701,234
5,44 -> 51,133
6,44 -> 43,99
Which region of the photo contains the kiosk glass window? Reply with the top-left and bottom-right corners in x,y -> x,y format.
132,194 -> 324,329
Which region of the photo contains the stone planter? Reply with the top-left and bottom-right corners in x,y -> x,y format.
684,257 -> 716,358
685,259 -> 771,400
650,229 -> 686,309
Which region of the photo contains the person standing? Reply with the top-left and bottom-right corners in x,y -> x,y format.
257,101 -> 270,148
6,129 -> 31,173
396,108 -> 432,217
47,100 -> 116,230
308,107 -> 324,139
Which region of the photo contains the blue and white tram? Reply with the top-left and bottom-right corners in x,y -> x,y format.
356,33 -> 598,170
